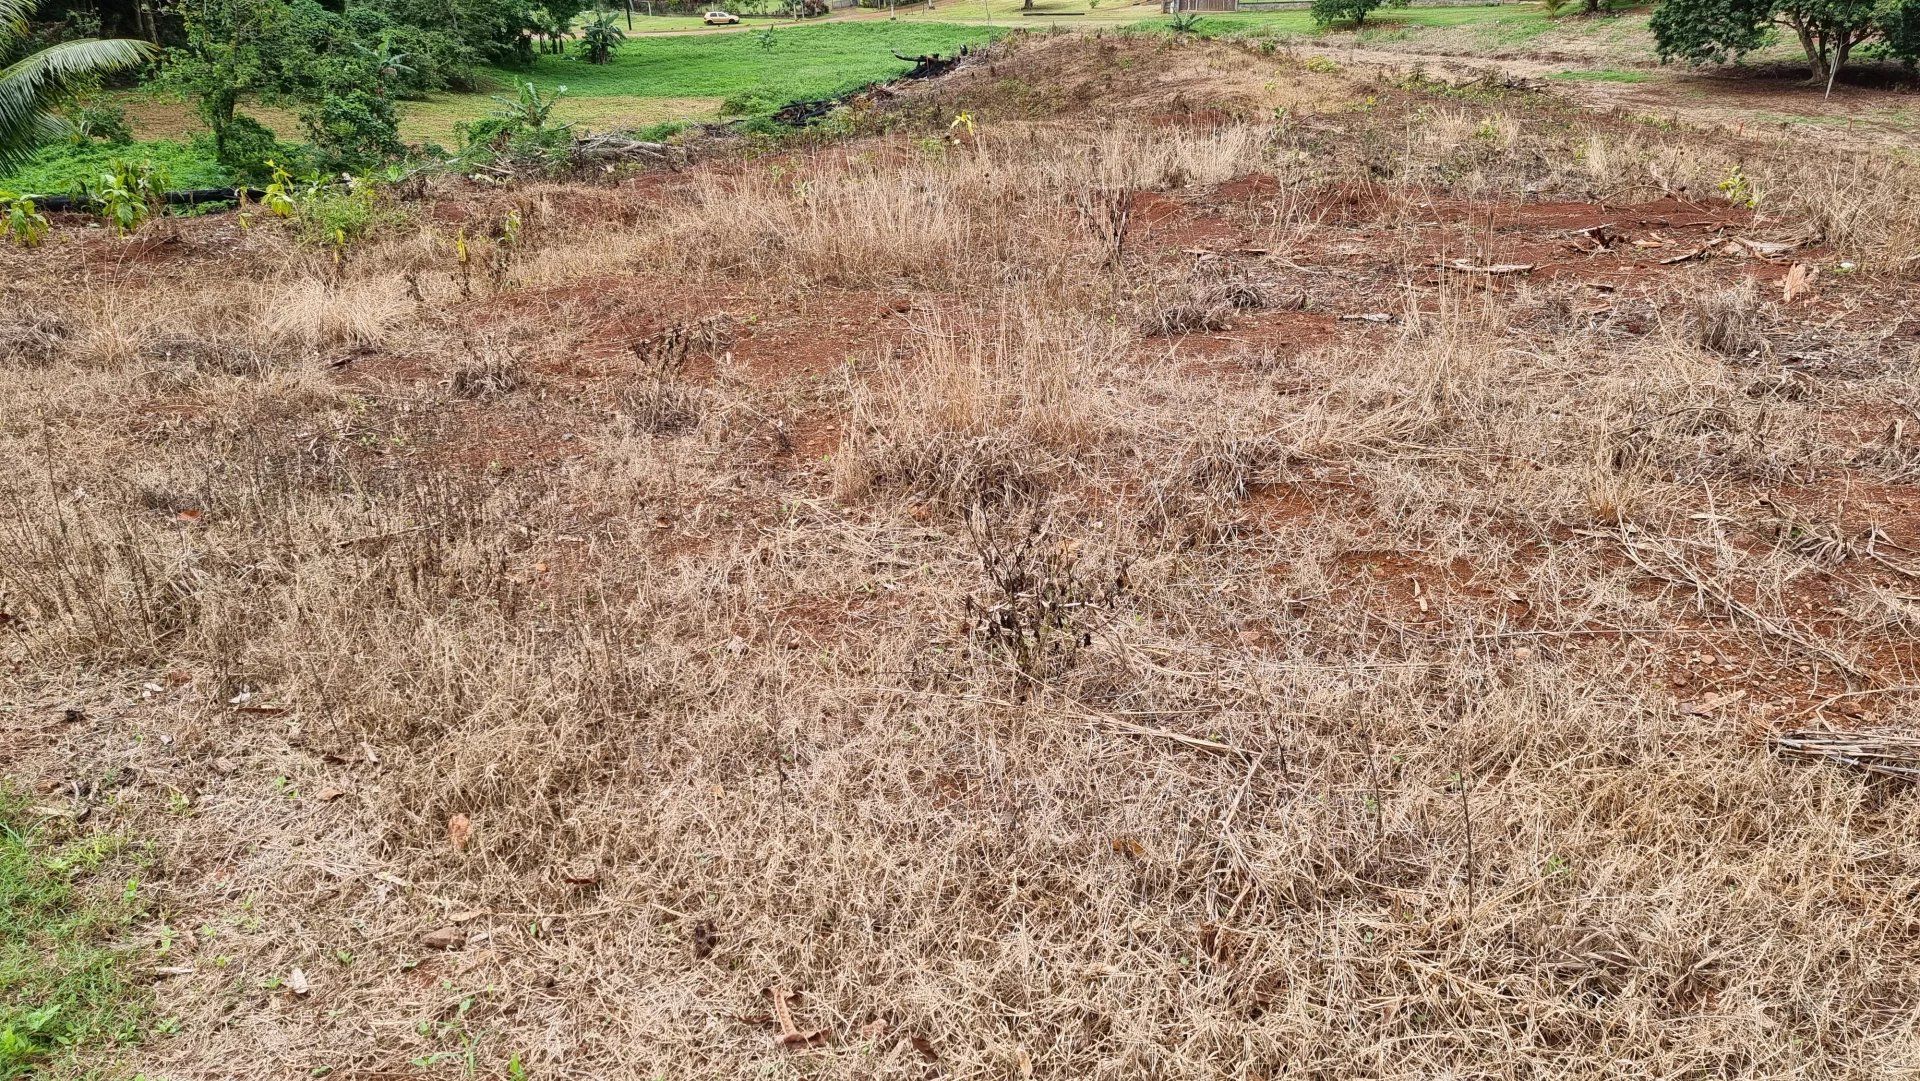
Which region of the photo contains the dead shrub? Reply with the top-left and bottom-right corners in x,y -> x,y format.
450,341 -> 527,400
1675,279 -> 1770,357
619,318 -> 732,435
963,511 -> 1128,683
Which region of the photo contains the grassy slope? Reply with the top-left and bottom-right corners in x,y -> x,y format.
479,21 -> 1002,101
1126,2 -> 1649,48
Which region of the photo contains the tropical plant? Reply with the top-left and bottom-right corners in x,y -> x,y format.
454,80 -> 575,171
0,0 -> 155,171
1167,12 -> 1202,33
575,8 -> 625,64
353,34 -> 418,95
261,158 -> 299,217
0,188 -> 47,246
75,158 -> 162,234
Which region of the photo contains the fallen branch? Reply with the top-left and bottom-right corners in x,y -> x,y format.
572,132 -> 687,166
1772,730 -> 1920,782
1432,259 -> 1536,275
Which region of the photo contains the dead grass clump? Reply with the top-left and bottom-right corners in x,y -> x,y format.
449,341 -> 526,400
138,336 -> 277,379
258,276 -> 412,351
1143,255 -> 1293,336
1774,155 -> 1920,275
834,307 -> 1119,508
0,314 -> 70,366
1672,278 -> 1770,357
1143,430 -> 1281,546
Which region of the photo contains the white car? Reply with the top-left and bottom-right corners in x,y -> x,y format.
703,9 -> 740,23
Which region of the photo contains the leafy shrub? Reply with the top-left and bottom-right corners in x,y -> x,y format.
258,160 -> 398,244
63,99 -> 133,146
0,191 -> 48,247
212,115 -> 284,180
455,81 -> 574,172
720,88 -> 783,116
1310,0 -> 1397,28
302,89 -> 403,173
74,159 -> 165,235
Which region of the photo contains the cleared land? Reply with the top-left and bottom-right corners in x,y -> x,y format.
5,29 -> 1920,1081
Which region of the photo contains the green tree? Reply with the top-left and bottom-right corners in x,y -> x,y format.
362,0 -> 541,70
1651,0 -> 1919,83
163,0 -> 328,163
0,0 -> 154,170
574,7 -> 624,63
1310,0 -> 1404,29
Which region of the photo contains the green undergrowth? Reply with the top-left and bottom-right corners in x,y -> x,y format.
0,789 -> 150,1080
1550,66 -> 1652,81
0,139 -> 233,199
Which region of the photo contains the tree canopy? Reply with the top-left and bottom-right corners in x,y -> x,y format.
1651,0 -> 1920,82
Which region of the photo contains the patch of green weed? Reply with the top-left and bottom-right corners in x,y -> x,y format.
0,139 -> 232,198
0,789 -> 151,1079
1549,67 -> 1653,82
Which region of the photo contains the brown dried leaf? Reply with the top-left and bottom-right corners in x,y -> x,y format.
765,985 -> 829,1048
286,967 -> 310,996
420,926 -> 468,950
1783,262 -> 1818,304
315,786 -> 348,803
447,814 -> 472,852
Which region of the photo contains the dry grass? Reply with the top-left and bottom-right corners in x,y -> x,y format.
4,34 -> 1920,1081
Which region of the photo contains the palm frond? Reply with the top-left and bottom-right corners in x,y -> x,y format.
0,0 -> 38,41
0,36 -> 155,171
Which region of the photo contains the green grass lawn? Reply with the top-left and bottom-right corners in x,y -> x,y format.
1125,2 -> 1645,43
0,792 -> 149,1079
475,20 -> 1001,102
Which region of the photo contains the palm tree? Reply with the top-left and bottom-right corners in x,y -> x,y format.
0,0 -> 156,170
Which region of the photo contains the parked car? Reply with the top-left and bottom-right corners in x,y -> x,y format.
703,9 -> 740,23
